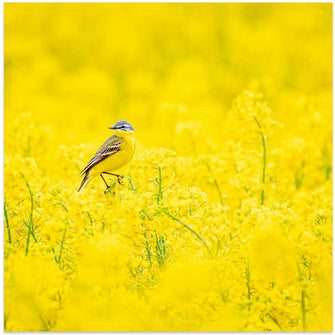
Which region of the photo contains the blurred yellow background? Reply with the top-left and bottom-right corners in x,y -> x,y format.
5,4 -> 331,151
4,3 -> 332,331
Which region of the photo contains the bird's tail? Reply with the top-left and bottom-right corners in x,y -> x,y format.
78,173 -> 90,192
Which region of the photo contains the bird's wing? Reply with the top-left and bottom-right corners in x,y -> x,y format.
80,135 -> 123,175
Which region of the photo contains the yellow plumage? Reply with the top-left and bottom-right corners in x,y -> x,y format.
89,133 -> 135,176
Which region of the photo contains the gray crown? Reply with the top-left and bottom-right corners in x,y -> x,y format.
109,121 -> 134,131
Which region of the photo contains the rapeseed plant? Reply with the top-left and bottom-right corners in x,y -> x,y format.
4,3 -> 332,331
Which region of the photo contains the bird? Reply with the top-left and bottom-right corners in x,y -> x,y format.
78,120 -> 135,192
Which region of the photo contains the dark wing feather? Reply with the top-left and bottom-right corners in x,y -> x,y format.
80,135 -> 122,175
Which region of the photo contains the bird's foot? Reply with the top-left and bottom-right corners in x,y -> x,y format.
117,175 -> 125,184
104,185 -> 116,196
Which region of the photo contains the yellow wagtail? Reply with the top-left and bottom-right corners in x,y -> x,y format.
78,121 -> 135,192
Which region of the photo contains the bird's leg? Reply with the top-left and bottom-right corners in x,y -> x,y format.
100,174 -> 110,189
102,172 -> 124,184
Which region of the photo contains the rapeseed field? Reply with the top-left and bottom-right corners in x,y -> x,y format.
4,3 -> 332,331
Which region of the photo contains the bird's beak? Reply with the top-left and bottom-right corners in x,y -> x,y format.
109,126 -> 116,130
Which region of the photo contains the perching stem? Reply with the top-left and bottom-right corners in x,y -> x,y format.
254,117 -> 267,205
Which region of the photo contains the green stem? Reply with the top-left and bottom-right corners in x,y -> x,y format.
214,267 -> 227,303
301,290 -> 306,331
59,200 -> 69,213
21,172 -> 38,253
156,167 -> 163,203
163,209 -> 212,258
4,201 -> 12,243
214,179 -> 224,206
20,172 -> 34,224
57,228 -> 67,266
268,313 -> 283,331
25,222 -> 31,255
143,232 -> 153,267
205,161 -> 224,206
254,117 -> 267,205
87,211 -> 94,236
127,176 -> 135,192
246,262 -> 251,310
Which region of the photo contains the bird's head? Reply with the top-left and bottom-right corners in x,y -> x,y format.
109,121 -> 135,138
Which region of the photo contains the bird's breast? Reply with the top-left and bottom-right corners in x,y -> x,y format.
90,134 -> 135,176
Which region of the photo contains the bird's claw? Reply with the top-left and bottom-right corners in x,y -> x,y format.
117,175 -> 125,184
104,185 -> 115,195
